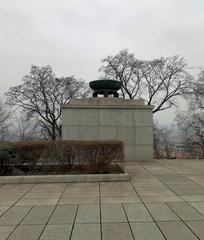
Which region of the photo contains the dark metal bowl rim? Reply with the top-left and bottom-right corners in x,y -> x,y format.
89,80 -> 122,91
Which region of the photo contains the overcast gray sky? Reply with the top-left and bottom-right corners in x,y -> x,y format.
0,0 -> 203,124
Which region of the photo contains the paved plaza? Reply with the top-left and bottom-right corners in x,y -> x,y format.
1,159 -> 204,239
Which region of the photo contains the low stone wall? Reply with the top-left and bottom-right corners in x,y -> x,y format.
62,98 -> 154,161
0,173 -> 130,184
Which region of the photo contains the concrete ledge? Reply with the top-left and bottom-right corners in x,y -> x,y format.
64,105 -> 154,109
62,98 -> 154,109
0,172 -> 130,184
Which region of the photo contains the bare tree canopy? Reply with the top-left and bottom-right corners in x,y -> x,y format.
6,65 -> 89,140
0,99 -> 11,141
187,69 -> 204,111
176,113 -> 204,158
99,49 -> 191,113
153,121 -> 174,159
99,50 -> 143,99
11,115 -> 45,141
176,69 -> 204,158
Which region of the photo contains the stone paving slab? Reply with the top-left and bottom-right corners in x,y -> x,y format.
1,159 -> 204,239
62,186 -> 99,198
71,223 -> 100,240
132,181 -> 168,190
101,196 -> 141,204
102,223 -> 133,240
164,182 -> 201,190
39,224 -> 72,240
157,221 -> 198,240
130,222 -> 165,240
58,197 -> 99,205
0,198 -> 20,207
7,225 -> 44,240
174,188 -> 204,195
100,182 -> 136,197
0,206 -> 32,225
101,204 -> 127,223
145,203 -> 179,221
182,195 -> 204,202
23,193 -> 62,199
0,184 -> 33,191
15,198 -> 59,206
123,203 -> 153,222
137,190 -> 176,197
0,226 -> 15,240
21,205 -> 55,225
167,202 -> 204,220
185,220 -> 204,240
49,205 -> 78,224
141,195 -> 183,203
189,202 -> 204,214
0,207 -> 9,217
75,204 -> 100,223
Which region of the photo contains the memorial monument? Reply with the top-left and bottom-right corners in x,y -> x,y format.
62,80 -> 154,161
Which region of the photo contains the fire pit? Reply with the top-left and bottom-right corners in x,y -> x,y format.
89,80 -> 122,97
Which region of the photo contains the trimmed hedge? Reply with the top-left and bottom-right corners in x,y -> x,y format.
0,142 -> 18,167
0,140 -> 124,174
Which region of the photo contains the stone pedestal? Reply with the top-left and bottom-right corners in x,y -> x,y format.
62,98 -> 154,161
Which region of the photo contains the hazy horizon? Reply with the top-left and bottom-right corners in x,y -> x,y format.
1,0 -> 203,124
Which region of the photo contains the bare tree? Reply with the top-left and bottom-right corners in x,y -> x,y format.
175,69 -> 204,158
100,49 -> 191,113
153,121 -> 174,159
6,65 -> 89,140
99,50 -> 143,99
176,112 -> 204,158
0,98 -> 11,141
187,69 -> 204,111
12,115 -> 45,141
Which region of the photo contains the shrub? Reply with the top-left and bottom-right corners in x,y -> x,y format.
14,141 -> 50,172
68,140 -> 124,173
42,140 -> 124,173
1,140 -> 124,174
0,143 -> 18,167
15,141 -> 49,161
41,141 -> 75,173
0,150 -> 10,167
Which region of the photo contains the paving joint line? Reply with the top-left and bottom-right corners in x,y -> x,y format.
0,184 -> 36,218
160,160 -> 204,175
121,203 -> 135,240
36,183 -> 68,240
159,180 -> 204,240
68,204 -> 79,240
99,182 -> 103,240
154,160 -> 204,190
5,205 -> 35,240
0,183 -> 36,217
138,163 -> 204,218
161,180 -> 204,217
138,163 -> 203,240
4,184 -> 37,240
166,202 -> 201,240
130,181 -> 168,240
